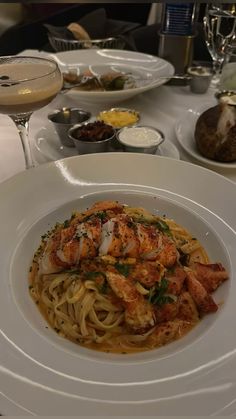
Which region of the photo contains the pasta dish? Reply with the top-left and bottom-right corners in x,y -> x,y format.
29,200 -> 228,353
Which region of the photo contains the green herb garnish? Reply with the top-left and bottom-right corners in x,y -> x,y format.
63,219 -> 70,228
114,263 -> 131,277
84,271 -> 107,280
148,278 -> 174,306
84,271 -> 108,294
155,219 -> 172,236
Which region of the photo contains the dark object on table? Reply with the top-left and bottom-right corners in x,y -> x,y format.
68,121 -> 116,154
48,107 -> 91,147
44,9 -> 137,51
157,3 -> 198,79
0,4 -> 148,55
194,104 -> 236,162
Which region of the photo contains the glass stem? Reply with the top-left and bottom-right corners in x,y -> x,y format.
213,58 -> 223,78
10,113 -> 34,170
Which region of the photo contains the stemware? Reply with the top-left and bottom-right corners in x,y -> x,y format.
0,56 -> 63,169
203,3 -> 236,86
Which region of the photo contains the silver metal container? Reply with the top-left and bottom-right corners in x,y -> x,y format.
48,35 -> 125,52
48,107 -> 91,147
187,66 -> 213,94
68,122 -> 116,154
116,125 -> 164,154
98,107 -> 140,130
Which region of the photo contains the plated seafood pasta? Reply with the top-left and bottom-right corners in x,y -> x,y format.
29,200 -> 228,353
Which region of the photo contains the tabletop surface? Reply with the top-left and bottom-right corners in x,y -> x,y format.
0,51 -> 235,185
1,50 -> 236,417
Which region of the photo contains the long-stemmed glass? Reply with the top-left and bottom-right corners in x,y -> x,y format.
203,3 -> 236,86
0,56 -> 63,169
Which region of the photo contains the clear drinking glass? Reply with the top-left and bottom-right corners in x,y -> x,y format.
0,56 -> 63,169
203,3 -> 236,86
220,46 -> 236,90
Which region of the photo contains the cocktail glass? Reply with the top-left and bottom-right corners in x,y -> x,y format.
0,56 -> 63,169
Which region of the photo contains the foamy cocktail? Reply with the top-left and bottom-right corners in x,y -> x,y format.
0,56 -> 63,168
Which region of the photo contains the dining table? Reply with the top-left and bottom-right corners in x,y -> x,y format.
1,48 -> 236,416
0,50 -> 235,186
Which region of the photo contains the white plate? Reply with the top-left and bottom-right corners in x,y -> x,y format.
51,49 -> 174,103
175,100 -> 236,169
1,153 -> 236,416
34,124 -> 180,162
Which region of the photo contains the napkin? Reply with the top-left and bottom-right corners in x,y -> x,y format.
44,8 -> 140,50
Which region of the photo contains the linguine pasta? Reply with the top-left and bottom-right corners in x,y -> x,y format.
29,201 -> 228,353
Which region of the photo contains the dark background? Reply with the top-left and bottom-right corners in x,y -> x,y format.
0,3 -> 211,62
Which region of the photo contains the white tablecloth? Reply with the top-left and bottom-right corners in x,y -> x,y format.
0,73 -> 235,185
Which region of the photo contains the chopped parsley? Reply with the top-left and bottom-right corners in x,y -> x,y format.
155,219 -> 172,236
63,219 -> 70,228
96,211 -> 107,222
114,263 -> 131,277
148,278 -> 174,306
84,271 -> 106,280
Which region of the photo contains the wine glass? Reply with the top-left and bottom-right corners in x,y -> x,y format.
203,3 -> 236,86
0,56 -> 63,169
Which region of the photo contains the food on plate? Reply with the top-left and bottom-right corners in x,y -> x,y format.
194,99 -> 236,162
29,200 -> 228,353
98,108 -> 140,129
63,70 -> 137,92
70,121 -> 114,142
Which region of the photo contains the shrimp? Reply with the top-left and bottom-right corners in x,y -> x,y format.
128,261 -> 165,287
136,223 -> 178,267
100,215 -> 178,267
106,271 -> 156,331
177,291 -> 199,323
165,265 -> 186,295
82,200 -> 124,218
190,262 -> 228,293
60,217 -> 102,264
99,214 -> 139,258
39,226 -> 75,274
40,217 -> 102,274
146,320 -> 192,348
185,270 -> 218,313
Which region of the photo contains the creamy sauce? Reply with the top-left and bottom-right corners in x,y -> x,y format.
118,126 -> 163,147
220,94 -> 236,106
217,102 -> 236,143
188,66 -> 212,76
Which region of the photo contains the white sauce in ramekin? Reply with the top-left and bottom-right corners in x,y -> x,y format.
118,126 -> 162,147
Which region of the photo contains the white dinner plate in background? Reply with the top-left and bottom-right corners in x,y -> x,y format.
0,153 -> 236,415
20,49 -> 174,104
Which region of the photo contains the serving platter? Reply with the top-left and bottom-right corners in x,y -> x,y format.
0,153 -> 236,415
